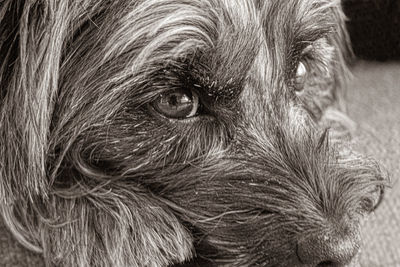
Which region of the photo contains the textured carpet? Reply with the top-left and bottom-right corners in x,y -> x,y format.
0,61 -> 399,266
347,61 -> 400,267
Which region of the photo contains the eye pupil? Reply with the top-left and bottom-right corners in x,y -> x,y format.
153,90 -> 199,119
168,95 -> 178,106
165,94 -> 181,107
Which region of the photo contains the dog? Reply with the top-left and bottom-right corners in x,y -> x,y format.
0,0 -> 387,266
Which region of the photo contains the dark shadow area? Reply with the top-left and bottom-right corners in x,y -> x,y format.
343,0 -> 400,61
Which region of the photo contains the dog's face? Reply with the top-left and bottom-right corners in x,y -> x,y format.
0,0 -> 386,266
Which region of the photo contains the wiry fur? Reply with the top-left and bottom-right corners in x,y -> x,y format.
0,0 -> 387,266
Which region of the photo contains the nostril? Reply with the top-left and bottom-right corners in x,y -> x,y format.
361,185 -> 385,213
372,185 -> 385,212
296,226 -> 360,266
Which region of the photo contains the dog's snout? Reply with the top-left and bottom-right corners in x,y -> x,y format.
296,225 -> 360,266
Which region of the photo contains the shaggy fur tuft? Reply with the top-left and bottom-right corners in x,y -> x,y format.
0,0 -> 387,266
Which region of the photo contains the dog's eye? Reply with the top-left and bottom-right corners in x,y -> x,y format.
294,61 -> 308,92
152,89 -> 199,119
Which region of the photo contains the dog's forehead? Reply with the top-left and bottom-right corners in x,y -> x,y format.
76,0 -> 339,108
189,0 -> 337,103
261,0 -> 337,45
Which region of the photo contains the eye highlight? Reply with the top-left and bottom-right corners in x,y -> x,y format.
152,89 -> 199,119
293,61 -> 308,92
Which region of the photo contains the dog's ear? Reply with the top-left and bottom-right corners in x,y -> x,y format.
0,0 -> 65,202
0,0 -> 72,252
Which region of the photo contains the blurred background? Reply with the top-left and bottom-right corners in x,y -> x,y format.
343,0 -> 399,60
343,1 -> 400,266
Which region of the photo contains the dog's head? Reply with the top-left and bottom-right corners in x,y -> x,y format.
0,0 -> 387,266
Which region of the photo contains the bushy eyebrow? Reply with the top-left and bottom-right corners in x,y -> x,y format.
295,1 -> 337,40
187,1 -> 338,106
257,0 -> 339,81
261,0 -> 337,49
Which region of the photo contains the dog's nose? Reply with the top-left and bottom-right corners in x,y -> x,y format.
296,225 -> 360,266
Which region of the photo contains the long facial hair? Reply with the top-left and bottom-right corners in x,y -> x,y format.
0,1 -> 386,266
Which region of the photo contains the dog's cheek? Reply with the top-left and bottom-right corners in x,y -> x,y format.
287,104 -> 316,135
78,113 -> 170,169
37,189 -> 195,266
73,110 -> 229,176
